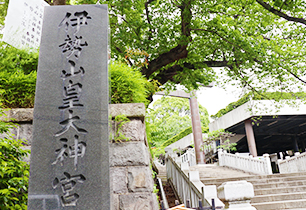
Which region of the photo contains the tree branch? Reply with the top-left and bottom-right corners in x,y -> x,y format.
152,60 -> 232,85
115,46 -> 133,66
142,0 -> 193,78
145,0 -> 155,40
141,45 -> 188,78
256,0 -> 306,25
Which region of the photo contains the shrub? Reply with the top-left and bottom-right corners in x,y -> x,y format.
0,42 -> 38,108
0,42 -> 39,75
161,126 -> 209,148
211,92 -> 306,119
151,126 -> 208,158
110,61 -> 156,106
0,71 -> 36,108
0,109 -> 30,209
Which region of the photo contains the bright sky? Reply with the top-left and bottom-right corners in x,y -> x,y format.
151,84 -> 242,121
151,67 -> 244,121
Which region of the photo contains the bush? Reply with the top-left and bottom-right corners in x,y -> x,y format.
0,42 -> 38,108
0,110 -> 30,209
150,126 -> 208,158
211,92 -> 306,119
110,61 -> 156,106
0,42 -> 38,75
0,71 -> 36,108
161,126 -> 209,148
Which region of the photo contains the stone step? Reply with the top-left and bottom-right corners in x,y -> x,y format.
251,198 -> 306,210
252,192 -> 306,203
253,180 -> 306,190
255,185 -> 306,196
250,175 -> 306,185
202,174 -> 306,187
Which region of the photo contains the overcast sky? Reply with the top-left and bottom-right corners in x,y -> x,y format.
151,83 -> 242,121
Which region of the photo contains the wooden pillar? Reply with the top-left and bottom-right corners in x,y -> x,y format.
189,95 -> 205,164
244,119 -> 258,157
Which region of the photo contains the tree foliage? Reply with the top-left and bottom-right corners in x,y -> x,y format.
146,97 -> 209,148
2,0 -> 306,96
65,0 -> 306,98
211,92 -> 306,119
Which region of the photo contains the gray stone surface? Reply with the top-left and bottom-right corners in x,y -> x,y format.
28,5 -> 110,210
111,119 -> 145,142
0,124 -> 33,145
0,108 -> 34,122
110,142 -> 150,167
110,103 -> 146,120
128,167 -> 153,192
119,193 -> 159,210
113,194 -> 119,210
111,167 -> 128,194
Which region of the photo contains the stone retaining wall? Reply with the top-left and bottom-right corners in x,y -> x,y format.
0,103 -> 158,210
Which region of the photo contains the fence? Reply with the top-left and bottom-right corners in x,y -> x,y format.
166,156 -> 207,208
278,152 -> 306,173
218,149 -> 272,175
181,148 -> 196,167
160,199 -> 222,210
166,156 -> 225,209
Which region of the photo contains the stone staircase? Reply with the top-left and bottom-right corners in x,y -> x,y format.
196,165 -> 306,210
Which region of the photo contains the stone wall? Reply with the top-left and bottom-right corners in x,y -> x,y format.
0,103 -> 159,210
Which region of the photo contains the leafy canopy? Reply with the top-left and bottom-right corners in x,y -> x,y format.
2,0 -> 306,96
67,0 -> 306,98
146,96 -> 209,149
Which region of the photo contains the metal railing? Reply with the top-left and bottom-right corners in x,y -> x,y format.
218,149 -> 272,175
278,152 -> 306,173
166,156 -> 208,208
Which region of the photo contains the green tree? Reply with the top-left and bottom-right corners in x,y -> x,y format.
2,0 -> 306,98
65,0 -> 306,98
146,97 -> 209,148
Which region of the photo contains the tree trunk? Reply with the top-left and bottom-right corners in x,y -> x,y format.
53,0 -> 66,5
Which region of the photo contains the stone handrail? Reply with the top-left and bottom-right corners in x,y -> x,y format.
181,148 -> 196,167
166,156 -> 224,209
218,149 -> 272,175
278,152 -> 306,173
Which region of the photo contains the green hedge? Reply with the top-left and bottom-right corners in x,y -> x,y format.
0,71 -> 36,108
110,62 -> 156,106
211,92 -> 306,119
161,126 -> 209,148
0,52 -> 156,108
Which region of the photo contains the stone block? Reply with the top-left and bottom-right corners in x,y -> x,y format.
18,124 -> 33,144
110,142 -> 150,166
112,194 -> 119,210
0,108 -> 34,122
218,181 -> 254,202
128,167 -> 153,193
110,103 -> 145,120
111,167 -> 128,194
111,119 -> 145,142
119,193 -> 159,210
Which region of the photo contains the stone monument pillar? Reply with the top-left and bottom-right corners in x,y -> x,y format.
28,5 -> 110,209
